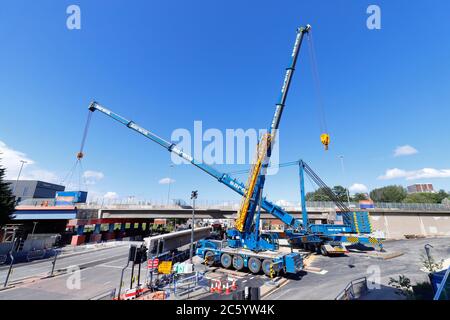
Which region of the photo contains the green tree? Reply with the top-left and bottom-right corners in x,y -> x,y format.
403,190 -> 449,204
305,187 -> 330,201
370,185 -> 407,203
403,192 -> 439,204
0,160 -> 16,226
436,189 -> 449,203
352,193 -> 369,202
306,185 -> 349,202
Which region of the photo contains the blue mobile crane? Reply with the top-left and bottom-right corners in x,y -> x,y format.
83,25 -> 382,275
85,25 -> 311,276
285,160 -> 383,256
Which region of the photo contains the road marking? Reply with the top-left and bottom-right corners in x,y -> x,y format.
98,264 -> 127,269
306,269 -> 328,275
103,281 -> 111,285
242,280 -> 247,283
250,276 -> 255,279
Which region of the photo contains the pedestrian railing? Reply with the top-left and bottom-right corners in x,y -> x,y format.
173,272 -> 209,297
335,277 -> 368,300
18,198 -> 450,212
434,267 -> 450,300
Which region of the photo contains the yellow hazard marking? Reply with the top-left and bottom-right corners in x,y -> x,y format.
353,212 -> 360,233
347,236 -> 359,243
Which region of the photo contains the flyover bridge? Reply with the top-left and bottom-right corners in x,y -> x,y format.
73,201 -> 450,239
14,201 -> 450,242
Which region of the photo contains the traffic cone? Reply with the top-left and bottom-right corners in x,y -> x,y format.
216,280 -> 222,294
225,282 -> 231,295
210,280 -> 216,293
231,278 -> 237,291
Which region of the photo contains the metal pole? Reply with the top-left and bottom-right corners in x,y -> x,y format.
190,191 -> 198,263
31,222 -> 38,236
117,259 -> 130,300
299,161 -> 309,230
3,237 -> 19,287
425,244 -> 433,269
50,248 -> 58,277
339,155 -> 351,207
12,160 -> 27,195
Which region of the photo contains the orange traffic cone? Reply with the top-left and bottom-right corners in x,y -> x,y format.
231,278 -> 237,291
225,282 -> 231,295
210,280 -> 216,293
216,280 -> 222,294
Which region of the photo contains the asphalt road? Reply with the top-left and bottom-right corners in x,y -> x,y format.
265,237 -> 450,300
0,244 -> 132,284
0,244 -> 148,300
1,237 -> 448,300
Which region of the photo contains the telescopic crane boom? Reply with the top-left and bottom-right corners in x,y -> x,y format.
233,25 -> 310,244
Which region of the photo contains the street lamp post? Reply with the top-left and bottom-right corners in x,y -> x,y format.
12,160 -> 27,195
189,190 -> 198,264
338,155 -> 351,207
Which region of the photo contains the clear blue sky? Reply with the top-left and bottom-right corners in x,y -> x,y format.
1,0 -> 449,203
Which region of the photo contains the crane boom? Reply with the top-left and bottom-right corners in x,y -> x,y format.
235,25 -> 310,234
88,101 -> 301,230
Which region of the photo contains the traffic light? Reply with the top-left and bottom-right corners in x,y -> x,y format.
128,245 -> 137,262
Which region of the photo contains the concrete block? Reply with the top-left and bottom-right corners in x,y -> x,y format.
71,235 -> 86,246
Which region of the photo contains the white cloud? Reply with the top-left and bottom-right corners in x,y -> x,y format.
349,183 -> 368,194
394,145 -> 418,157
159,177 -> 175,185
0,140 -> 59,183
103,191 -> 118,200
378,168 -> 450,180
82,170 -> 105,185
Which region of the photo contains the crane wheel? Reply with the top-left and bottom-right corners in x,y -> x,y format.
220,253 -> 232,269
262,259 -> 274,277
204,251 -> 215,266
248,257 -> 261,274
232,255 -> 244,271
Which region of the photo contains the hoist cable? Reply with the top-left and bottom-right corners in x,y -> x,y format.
62,110 -> 93,190
78,111 -> 93,160
306,31 -> 328,134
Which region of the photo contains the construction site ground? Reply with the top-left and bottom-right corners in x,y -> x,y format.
265,236 -> 450,300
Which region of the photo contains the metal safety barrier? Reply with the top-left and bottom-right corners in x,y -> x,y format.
335,277 -> 368,300
173,272 -> 209,297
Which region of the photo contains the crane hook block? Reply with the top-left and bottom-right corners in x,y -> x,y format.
320,133 -> 330,151
76,152 -> 84,160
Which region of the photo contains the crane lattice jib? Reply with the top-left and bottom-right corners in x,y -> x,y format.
235,133 -> 271,232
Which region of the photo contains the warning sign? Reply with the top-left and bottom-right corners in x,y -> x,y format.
147,258 -> 159,269
158,261 -> 173,274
